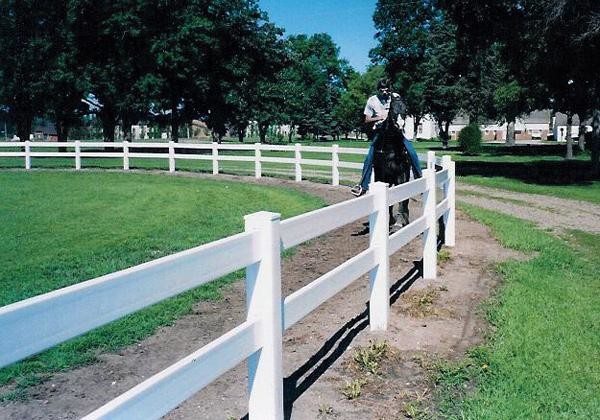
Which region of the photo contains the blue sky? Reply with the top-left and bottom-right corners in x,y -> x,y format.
258,0 -> 378,73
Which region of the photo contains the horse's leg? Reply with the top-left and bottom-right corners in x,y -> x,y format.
397,165 -> 410,227
388,204 -> 396,226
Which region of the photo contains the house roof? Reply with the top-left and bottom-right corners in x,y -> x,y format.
522,110 -> 551,124
451,115 -> 469,125
32,121 -> 57,135
554,112 -> 580,126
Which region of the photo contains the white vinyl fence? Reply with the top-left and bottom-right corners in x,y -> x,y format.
0,141 -> 455,419
0,140 -> 432,184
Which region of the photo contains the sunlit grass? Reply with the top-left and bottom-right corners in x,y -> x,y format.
0,171 -> 324,398
435,205 -> 600,418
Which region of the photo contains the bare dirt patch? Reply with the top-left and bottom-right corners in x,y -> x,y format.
1,174 -> 523,419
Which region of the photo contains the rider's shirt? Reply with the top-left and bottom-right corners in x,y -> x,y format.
364,93 -> 405,130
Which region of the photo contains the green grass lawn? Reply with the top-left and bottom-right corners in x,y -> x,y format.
434,205 -> 600,419
459,176 -> 600,205
0,171 -> 324,399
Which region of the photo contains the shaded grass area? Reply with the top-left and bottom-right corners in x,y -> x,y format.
434,204 -> 600,419
461,175 -> 600,205
0,171 -> 325,399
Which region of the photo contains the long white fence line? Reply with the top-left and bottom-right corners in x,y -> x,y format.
0,142 -> 455,420
0,140 -> 443,186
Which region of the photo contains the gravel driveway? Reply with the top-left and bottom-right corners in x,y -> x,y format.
458,184 -> 600,234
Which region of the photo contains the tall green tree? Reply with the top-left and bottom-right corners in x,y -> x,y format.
44,1 -> 87,142
282,34 -> 350,139
0,0 -> 54,141
420,18 -> 463,147
72,0 -> 151,142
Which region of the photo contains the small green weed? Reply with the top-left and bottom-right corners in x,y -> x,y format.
353,341 -> 389,375
437,249 -> 452,263
402,400 -> 430,419
342,378 -> 367,400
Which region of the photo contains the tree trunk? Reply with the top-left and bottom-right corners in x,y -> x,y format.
258,122 -> 268,143
591,109 -> 600,176
578,122 -> 586,151
16,114 -> 32,142
565,112 -> 573,159
55,118 -> 69,152
122,113 -> 134,143
170,118 -> 179,143
237,125 -> 245,143
100,107 -> 117,143
506,119 -> 516,146
443,121 -> 451,148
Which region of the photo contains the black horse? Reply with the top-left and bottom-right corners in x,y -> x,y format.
372,94 -> 411,227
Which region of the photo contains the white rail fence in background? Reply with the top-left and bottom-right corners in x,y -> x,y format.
0,140 -> 444,184
0,142 -> 456,419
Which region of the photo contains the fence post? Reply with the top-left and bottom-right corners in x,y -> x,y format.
294,143 -> 302,182
442,155 -> 456,247
244,211 -> 284,420
427,150 -> 436,171
123,141 -> 130,171
24,141 -> 31,170
212,142 -> 219,175
368,181 -> 390,330
422,169 -> 437,279
168,141 -> 175,173
331,144 -> 340,186
75,141 -> 81,170
255,142 -> 262,179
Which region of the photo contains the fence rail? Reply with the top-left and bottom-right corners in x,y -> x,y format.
0,141 -> 455,419
0,140 -> 443,184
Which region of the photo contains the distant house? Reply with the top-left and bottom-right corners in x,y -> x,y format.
445,110 -> 591,142
32,121 -> 58,141
520,110 -> 551,140
403,115 -> 438,140
449,115 -> 470,140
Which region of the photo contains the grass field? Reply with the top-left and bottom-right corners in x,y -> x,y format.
459,175 -> 600,205
0,171 -> 325,399
434,205 -> 600,419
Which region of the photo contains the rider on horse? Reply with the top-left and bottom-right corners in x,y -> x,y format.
350,79 -> 423,197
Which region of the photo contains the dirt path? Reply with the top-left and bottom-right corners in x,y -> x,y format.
458,184 -> 600,234
2,174 -> 522,420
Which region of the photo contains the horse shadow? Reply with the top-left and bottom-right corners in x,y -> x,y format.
240,234 -> 446,419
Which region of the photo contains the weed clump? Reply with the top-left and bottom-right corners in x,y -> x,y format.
342,378 -> 367,400
353,341 -> 389,375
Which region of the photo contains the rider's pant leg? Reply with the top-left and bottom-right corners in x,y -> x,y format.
403,137 -> 422,178
359,135 -> 377,190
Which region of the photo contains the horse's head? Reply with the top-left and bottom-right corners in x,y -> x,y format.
381,94 -> 407,136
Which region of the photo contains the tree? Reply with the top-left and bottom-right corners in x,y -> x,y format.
44,1 -> 87,142
282,34 -> 350,139
72,0 -> 151,142
0,1 -> 55,141
440,0 -> 600,170
420,18 -> 463,147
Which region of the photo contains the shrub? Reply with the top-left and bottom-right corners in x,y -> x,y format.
458,123 -> 482,154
